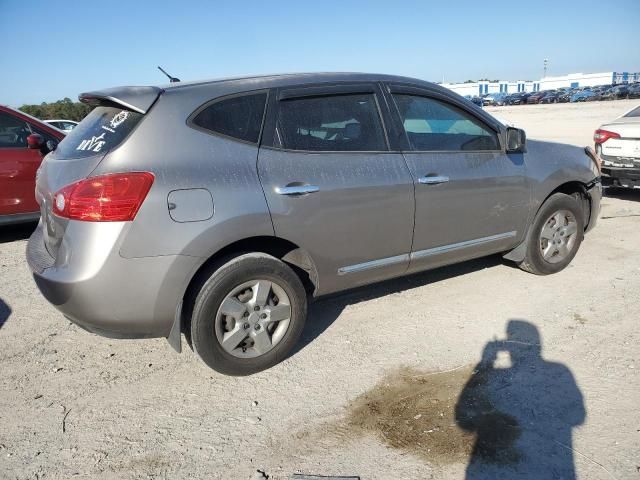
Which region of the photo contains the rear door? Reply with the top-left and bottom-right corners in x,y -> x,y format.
258,83 -> 414,295
0,110 -> 51,216
385,84 -> 529,272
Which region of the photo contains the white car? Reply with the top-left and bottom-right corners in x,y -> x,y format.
595,105 -> 640,189
44,119 -> 79,132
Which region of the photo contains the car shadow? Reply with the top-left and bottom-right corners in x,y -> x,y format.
456,320 -> 585,479
0,222 -> 37,244
604,186 -> 640,202
291,255 -> 505,358
0,298 -> 11,329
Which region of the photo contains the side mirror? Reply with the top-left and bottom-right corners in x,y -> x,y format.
27,133 -> 45,149
506,127 -> 526,153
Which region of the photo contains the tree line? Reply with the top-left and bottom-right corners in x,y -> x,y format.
19,97 -> 93,122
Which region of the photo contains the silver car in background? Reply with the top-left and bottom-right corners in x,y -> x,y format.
27,73 -> 602,375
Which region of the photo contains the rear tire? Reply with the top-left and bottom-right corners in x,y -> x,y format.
518,193 -> 585,275
191,253 -> 307,375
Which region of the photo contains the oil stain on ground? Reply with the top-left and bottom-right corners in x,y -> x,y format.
344,365 -> 520,466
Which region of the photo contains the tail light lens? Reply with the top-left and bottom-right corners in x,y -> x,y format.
53,172 -> 154,222
593,129 -> 621,144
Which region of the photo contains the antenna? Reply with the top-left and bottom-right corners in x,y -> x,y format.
157,66 -> 180,83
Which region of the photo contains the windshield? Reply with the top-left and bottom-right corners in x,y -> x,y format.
55,106 -> 143,159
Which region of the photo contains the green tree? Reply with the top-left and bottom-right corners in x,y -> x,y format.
18,99 -> 93,122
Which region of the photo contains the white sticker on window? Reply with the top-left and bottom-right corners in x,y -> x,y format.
76,133 -> 106,152
109,111 -> 129,129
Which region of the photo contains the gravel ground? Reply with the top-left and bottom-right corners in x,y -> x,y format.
1,100 -> 639,480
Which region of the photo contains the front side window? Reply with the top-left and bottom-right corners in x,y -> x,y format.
191,92 -> 267,144
0,111 -> 30,148
393,94 -> 499,151
276,93 -> 387,152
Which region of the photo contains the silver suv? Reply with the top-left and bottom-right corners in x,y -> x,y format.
27,73 -> 602,375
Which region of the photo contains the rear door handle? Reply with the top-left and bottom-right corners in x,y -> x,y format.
274,185 -> 320,195
418,175 -> 450,185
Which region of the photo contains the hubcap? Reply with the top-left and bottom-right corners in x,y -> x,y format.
215,280 -> 292,358
539,209 -> 578,264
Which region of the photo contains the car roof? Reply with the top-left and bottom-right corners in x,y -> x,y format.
80,72 -> 441,114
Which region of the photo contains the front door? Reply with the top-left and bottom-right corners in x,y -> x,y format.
258,86 -> 414,295
386,88 -> 529,272
0,111 -> 45,216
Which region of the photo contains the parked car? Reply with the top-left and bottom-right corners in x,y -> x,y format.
527,91 -> 548,104
483,92 -> 508,106
557,89 -> 576,103
504,93 -> 525,105
0,105 -> 65,225
44,119 -> 79,132
570,91 -> 597,102
595,104 -> 640,188
627,84 -> 640,99
539,91 -> 560,104
464,95 -> 484,107
26,73 -> 602,375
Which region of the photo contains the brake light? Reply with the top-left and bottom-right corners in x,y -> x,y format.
593,129 -> 621,144
53,172 -> 154,221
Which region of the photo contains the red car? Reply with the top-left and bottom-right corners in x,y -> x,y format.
0,105 -> 65,225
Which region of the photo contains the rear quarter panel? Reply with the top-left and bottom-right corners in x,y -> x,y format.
92,84 -> 275,261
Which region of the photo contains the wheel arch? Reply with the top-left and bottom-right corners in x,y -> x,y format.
503,180 -> 591,263
176,236 -> 318,350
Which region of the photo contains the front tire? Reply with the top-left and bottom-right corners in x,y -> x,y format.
518,193 -> 585,275
191,253 -> 307,375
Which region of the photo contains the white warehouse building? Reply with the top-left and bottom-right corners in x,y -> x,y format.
442,71 -> 640,97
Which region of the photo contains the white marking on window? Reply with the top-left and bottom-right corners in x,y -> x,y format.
76,133 -> 106,152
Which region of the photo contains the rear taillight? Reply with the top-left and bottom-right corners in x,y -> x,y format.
593,129 -> 621,144
53,172 -> 154,222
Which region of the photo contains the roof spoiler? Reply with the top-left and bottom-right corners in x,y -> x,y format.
79,86 -> 163,114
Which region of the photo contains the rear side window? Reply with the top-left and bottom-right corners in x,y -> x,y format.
393,94 -> 499,151
624,106 -> 640,117
56,106 -> 143,159
191,92 -> 267,144
276,94 -> 387,152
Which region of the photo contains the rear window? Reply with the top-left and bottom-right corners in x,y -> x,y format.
191,92 -> 267,144
56,106 -> 143,159
624,106 -> 640,117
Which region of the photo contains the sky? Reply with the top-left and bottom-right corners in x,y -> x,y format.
1,0 -> 639,106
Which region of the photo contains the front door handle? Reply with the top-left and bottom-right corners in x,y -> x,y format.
418,175 -> 450,185
274,184 -> 320,196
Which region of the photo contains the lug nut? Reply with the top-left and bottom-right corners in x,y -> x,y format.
260,313 -> 267,319
243,311 -> 249,317
254,324 -> 261,331
243,323 -> 250,330
254,306 -> 260,311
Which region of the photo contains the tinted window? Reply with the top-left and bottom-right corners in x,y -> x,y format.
393,95 -> 499,151
277,94 -> 386,152
0,111 -> 30,148
56,106 -> 143,159
192,93 -> 267,144
624,106 -> 640,117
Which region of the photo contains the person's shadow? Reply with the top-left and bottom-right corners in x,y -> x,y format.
0,298 -> 11,329
455,320 -> 585,479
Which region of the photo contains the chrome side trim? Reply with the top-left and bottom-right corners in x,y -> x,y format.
338,253 -> 409,275
411,231 -> 517,260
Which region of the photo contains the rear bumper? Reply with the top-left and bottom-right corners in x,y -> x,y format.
601,166 -> 640,189
27,222 -> 199,339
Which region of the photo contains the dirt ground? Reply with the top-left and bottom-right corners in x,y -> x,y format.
1,100 -> 639,480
